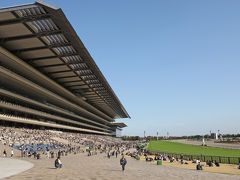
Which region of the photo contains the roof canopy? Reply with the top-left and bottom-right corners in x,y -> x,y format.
111,122 -> 127,128
0,1 -> 130,119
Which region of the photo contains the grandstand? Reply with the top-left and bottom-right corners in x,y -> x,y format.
0,1 -> 129,136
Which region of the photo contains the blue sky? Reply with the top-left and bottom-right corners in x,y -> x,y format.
2,0 -> 240,136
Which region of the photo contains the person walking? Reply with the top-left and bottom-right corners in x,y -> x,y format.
3,149 -> 7,157
120,155 -> 127,171
57,150 -> 61,158
11,149 -> 14,157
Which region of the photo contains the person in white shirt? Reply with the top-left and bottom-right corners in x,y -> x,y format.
55,156 -> 63,168
11,149 -> 14,157
3,149 -> 7,157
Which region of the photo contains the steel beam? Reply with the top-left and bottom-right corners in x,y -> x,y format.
10,43 -> 72,53
66,84 -> 88,88
62,80 -> 84,84
25,53 -> 79,61
0,14 -> 51,26
34,62 -> 86,68
0,30 -> 62,42
53,75 -> 78,80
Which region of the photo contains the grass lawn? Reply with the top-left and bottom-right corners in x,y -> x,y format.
147,141 -> 240,157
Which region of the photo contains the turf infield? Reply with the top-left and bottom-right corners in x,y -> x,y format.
147,141 -> 240,157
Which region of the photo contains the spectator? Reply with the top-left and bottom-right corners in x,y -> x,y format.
3,149 -> 7,157
10,149 -> 14,157
55,156 -> 62,169
206,160 -> 213,167
120,155 -> 127,171
214,161 -> 220,167
107,151 -> 111,159
196,162 -> 203,170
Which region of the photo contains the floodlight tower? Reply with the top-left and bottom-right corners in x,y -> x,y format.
157,131 -> 159,141
202,135 -> 205,146
217,129 -> 220,140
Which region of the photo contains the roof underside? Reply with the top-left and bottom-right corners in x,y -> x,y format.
112,122 -> 127,128
0,1 -> 130,119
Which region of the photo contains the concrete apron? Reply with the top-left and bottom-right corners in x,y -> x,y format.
0,158 -> 33,179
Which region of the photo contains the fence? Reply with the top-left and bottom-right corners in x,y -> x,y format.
149,150 -> 240,164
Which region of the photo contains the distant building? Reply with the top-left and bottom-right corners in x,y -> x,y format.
210,133 -> 218,140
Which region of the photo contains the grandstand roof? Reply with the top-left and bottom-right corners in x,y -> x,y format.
111,122 -> 127,128
0,0 -> 130,119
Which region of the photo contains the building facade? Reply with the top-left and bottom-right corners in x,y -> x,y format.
0,1 -> 129,136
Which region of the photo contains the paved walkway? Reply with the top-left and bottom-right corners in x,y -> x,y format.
4,153 -> 240,180
0,158 -> 33,179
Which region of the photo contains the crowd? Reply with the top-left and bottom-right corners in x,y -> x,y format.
1,125 -> 240,173
124,145 -> 227,171
0,125 -> 135,170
